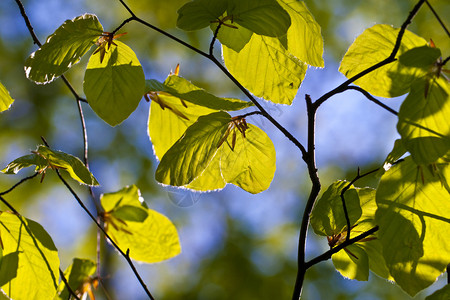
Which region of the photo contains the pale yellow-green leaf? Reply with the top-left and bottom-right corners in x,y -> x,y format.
148,95 -> 216,160
277,0 -> 324,67
339,24 -> 427,98
155,112 -> 231,186
0,82 -> 14,112
376,157 -> 450,296
101,185 -> 181,263
0,212 -> 59,300
220,124 -> 276,194
84,41 -> 145,126
185,152 -> 226,191
223,34 -> 307,105
397,77 -> 450,165
332,244 -> 369,281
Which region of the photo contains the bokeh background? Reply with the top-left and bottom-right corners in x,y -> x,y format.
0,0 -> 449,299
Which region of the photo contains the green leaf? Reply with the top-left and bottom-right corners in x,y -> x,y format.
276,0 -> 324,67
376,157 -> 450,296
155,112 -> 231,186
146,76 -> 252,111
101,185 -> 181,263
397,77 -> 450,165
0,212 -> 60,300
310,181 -> 362,236
148,94 -> 217,160
185,152 -> 226,191
219,124 -> 276,194
332,244 -> 369,281
223,34 -> 307,104
0,82 -> 14,112
227,0 -> 291,38
84,40 -> 145,126
55,258 -> 96,300
25,14 -> 103,84
425,284 -> 450,300
339,24 -> 428,98
210,16 -> 253,52
399,45 -> 441,68
1,145 -> 99,186
177,0 -> 227,31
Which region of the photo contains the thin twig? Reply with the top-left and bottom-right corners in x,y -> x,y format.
346,86 -> 398,116
55,170 -> 155,300
305,226 -> 379,268
425,0 -> 450,38
0,173 -> 39,196
0,195 -> 21,215
239,111 -> 263,119
59,268 -> 81,300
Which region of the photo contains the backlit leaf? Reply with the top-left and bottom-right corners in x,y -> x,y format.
55,258 -> 96,300
1,145 -> 99,186
276,0 -> 324,67
0,212 -> 59,300
223,34 -> 307,104
397,77 -> 450,165
101,185 -> 181,263
210,16 -> 253,52
0,82 -> 14,112
155,112 -> 231,186
219,124 -> 276,194
339,24 -> 427,98
310,181 -> 362,236
25,14 -> 103,84
84,40 -> 145,126
376,157 -> 450,296
332,244 -> 369,281
399,45 -> 441,69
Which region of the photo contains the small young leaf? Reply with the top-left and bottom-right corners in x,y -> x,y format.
55,258 -> 96,300
177,0 -> 228,31
0,82 -> 14,112
1,145 -> 99,186
332,244 -> 369,281
25,14 -> 103,84
339,24 -> 428,98
310,181 -> 362,236
376,157 -> 450,296
227,0 -> 291,38
397,77 -> 450,165
276,0 -> 324,67
223,34 -> 307,105
0,212 -> 60,300
84,40 -> 145,126
155,112 -> 231,186
100,185 -> 181,263
220,124 -> 276,194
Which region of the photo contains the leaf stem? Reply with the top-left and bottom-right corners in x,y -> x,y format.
59,268 -> 81,300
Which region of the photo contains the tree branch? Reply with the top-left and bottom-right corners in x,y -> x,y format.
0,173 -> 39,196
345,86 -> 398,116
59,268 -> 81,300
305,226 -> 379,268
